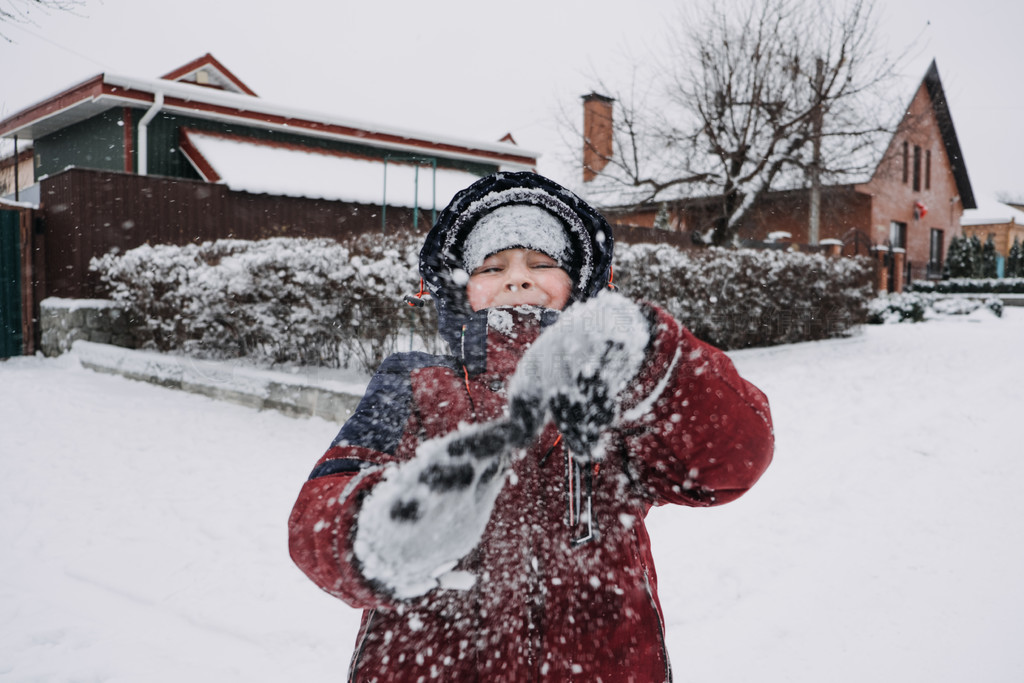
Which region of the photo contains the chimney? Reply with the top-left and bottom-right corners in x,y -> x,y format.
582,92 -> 615,182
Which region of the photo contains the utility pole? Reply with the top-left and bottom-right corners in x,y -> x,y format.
808,58 -> 824,246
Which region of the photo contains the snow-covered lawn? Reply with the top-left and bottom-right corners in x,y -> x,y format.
2,309 -> 1022,682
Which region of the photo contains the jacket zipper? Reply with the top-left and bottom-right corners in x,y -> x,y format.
347,608 -> 376,682
642,569 -> 673,683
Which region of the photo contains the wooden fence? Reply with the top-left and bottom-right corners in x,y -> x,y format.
35,167 -> 428,302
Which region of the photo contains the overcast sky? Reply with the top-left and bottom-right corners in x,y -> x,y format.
1,0 -> 1020,208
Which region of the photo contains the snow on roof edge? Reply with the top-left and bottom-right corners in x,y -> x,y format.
102,73 -> 540,161
961,196 -> 1024,227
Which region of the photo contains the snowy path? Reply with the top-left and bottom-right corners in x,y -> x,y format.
2,309 -> 1023,681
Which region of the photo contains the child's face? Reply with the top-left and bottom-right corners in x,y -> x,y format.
467,248 -> 572,312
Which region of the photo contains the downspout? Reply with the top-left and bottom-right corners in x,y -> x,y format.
13,135 -> 19,201
382,157 -> 388,234
413,164 -> 419,232
137,91 -> 164,176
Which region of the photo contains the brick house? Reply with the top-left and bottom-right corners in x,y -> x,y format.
579,61 -> 977,292
0,54 -> 538,355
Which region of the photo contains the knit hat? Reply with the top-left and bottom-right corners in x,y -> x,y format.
420,172 -> 615,358
441,185 -> 595,300
461,204 -> 571,274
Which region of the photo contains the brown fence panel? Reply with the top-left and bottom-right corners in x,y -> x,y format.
37,168 -> 424,300
613,224 -> 694,249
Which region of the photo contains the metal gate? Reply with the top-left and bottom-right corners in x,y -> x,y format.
0,208 -> 23,357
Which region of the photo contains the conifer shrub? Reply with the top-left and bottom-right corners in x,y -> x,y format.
1007,237 -> 1023,278
981,235 -> 999,279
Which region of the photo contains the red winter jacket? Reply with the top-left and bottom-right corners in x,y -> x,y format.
288,304 -> 773,682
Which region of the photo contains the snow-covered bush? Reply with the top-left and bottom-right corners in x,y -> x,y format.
91,236 -> 440,373
614,245 -> 874,349
867,292 -> 929,324
909,278 -> 1024,294
92,236 -> 877,369
868,292 -> 1003,323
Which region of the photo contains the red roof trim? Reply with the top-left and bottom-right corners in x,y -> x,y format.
161,53 -> 258,97
178,129 -> 221,182
123,107 -> 133,173
0,75 -> 106,137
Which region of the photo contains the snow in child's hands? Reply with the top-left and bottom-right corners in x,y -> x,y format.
353,421 -> 517,599
508,291 -> 651,461
353,293 -> 650,596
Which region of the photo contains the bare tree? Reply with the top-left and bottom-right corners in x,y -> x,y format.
1,0 -> 84,41
578,0 -> 908,246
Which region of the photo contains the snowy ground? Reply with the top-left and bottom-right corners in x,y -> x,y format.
2,308 -> 1022,682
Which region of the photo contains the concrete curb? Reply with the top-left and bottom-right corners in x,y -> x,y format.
72,341 -> 365,422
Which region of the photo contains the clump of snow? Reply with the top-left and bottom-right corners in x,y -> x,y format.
486,308 -> 515,335
486,305 -> 547,336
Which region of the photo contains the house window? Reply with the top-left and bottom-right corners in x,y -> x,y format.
902,141 -> 909,183
890,220 -> 907,249
928,228 -> 944,278
912,145 -> 922,192
925,149 -> 931,190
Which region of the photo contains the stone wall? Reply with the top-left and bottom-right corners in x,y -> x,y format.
39,298 -> 137,356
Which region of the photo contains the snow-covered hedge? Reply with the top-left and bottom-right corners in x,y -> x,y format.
614,244 -> 874,349
867,292 -> 1003,324
90,236 -> 441,373
908,278 -> 1024,294
92,237 -> 876,370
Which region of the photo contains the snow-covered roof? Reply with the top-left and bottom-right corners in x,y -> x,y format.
961,194 -> 1024,226
0,196 -> 38,210
180,130 -> 481,209
0,54 -> 538,172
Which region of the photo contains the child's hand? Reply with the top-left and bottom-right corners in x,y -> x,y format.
353,420 -> 517,599
508,291 -> 652,461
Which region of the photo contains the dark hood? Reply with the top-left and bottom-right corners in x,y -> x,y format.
419,171 -> 615,357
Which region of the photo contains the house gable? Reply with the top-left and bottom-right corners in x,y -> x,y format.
160,53 -> 258,97
851,61 -> 974,282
